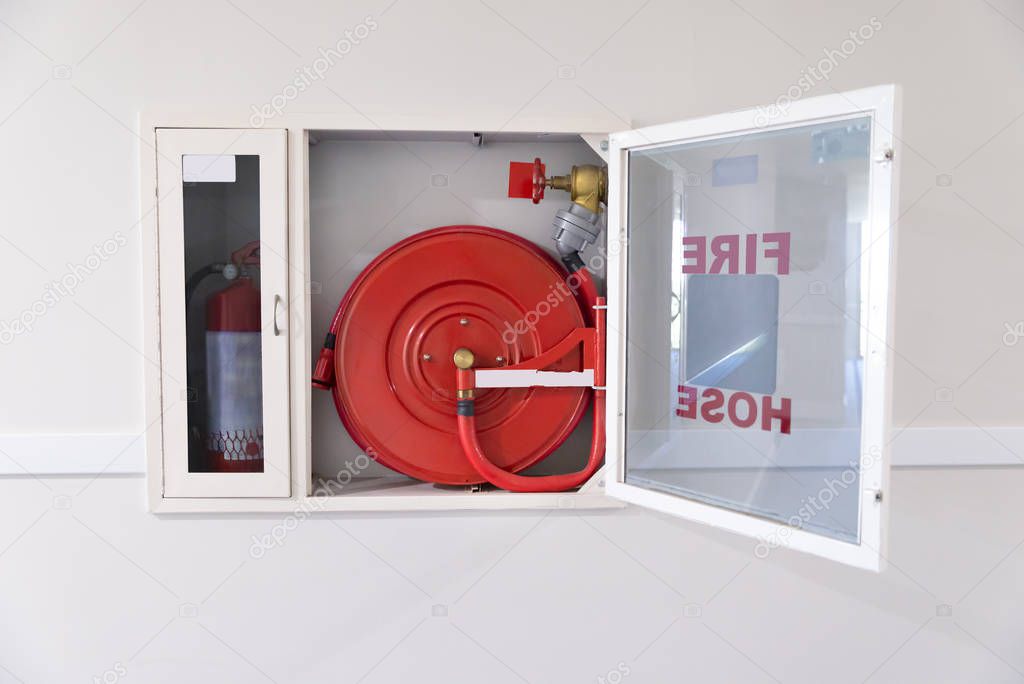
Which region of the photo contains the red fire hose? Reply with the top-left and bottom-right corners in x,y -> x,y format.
455,267 -> 606,492
457,383 -> 605,492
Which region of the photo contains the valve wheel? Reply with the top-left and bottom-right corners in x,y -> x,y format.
530,157 -> 546,204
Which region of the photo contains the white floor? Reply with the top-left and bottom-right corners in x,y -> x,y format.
0,467 -> 1022,683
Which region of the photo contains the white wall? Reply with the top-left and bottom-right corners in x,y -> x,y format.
1,0 -> 1023,681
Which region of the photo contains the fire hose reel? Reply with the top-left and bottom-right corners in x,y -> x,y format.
314,158 -> 608,492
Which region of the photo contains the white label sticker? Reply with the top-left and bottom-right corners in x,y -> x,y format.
182,154 -> 237,183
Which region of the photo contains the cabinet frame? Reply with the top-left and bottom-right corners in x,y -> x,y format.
152,128 -> 291,499
140,91 -> 900,573
140,111 -> 624,514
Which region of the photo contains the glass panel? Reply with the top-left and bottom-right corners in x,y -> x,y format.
625,117 -> 871,543
181,154 -> 264,473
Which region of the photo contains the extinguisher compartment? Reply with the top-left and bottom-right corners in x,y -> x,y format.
306,130 -> 609,500
179,153 -> 266,475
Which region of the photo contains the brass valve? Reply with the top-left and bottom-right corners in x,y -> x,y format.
508,158 -> 607,214
545,164 -> 607,215
507,157 -> 608,263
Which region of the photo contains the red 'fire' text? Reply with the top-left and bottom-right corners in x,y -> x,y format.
682,232 -> 791,275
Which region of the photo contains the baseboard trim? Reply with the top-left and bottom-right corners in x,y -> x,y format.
890,426 -> 1024,466
0,433 -> 146,475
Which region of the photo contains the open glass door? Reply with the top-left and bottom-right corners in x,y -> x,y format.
605,86 -> 899,570
155,129 -> 290,497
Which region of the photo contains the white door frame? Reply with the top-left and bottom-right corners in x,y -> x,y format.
604,85 -> 900,571
155,128 -> 291,498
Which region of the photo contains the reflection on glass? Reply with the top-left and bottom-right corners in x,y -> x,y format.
182,154 -> 265,473
684,275 -> 779,395
625,118 -> 871,542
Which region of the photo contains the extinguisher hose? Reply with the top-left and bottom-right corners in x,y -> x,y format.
455,266 -> 606,492
185,264 -> 222,308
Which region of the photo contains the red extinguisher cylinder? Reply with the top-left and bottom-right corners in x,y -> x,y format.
205,277 -> 264,473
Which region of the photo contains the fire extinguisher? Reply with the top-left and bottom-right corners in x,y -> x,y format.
187,241 -> 264,473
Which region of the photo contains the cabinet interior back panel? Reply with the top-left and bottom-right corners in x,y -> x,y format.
307,137 -> 604,483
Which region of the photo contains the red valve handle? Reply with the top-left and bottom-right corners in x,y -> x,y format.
530,156 -> 545,204
508,157 -> 546,204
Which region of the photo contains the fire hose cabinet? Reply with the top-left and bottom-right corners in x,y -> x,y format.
142,84 -> 899,570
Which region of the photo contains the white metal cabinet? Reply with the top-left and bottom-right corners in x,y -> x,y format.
142,86 -> 900,571
151,128 -> 291,498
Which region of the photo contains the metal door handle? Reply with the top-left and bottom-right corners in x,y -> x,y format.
273,294 -> 283,336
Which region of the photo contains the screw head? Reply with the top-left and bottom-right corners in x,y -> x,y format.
495,356 -> 505,364
421,353 -> 432,361
459,318 -> 469,326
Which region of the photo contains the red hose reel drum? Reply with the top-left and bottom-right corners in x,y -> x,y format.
329,225 -> 590,485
